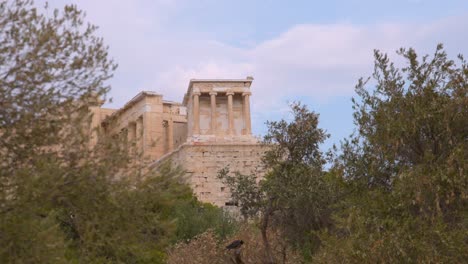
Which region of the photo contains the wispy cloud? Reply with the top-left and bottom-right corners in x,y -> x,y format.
51,1 -> 468,135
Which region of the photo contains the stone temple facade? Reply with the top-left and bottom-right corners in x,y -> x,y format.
90,77 -> 265,207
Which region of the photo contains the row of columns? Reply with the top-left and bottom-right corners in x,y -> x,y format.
125,116 -> 143,154
133,115 -> 174,154
167,118 -> 174,152
192,90 -> 251,135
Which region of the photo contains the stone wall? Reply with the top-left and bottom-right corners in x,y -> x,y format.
92,78 -> 262,207
153,142 -> 266,207
94,92 -> 187,161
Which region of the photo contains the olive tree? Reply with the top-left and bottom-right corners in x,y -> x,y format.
220,103 -> 333,263
316,44 -> 468,263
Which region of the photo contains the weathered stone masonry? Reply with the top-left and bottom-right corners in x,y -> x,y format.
154,143 -> 265,207
90,77 -> 264,207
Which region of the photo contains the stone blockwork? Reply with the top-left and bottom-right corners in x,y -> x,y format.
91,92 -> 187,161
153,142 -> 266,207
91,77 -> 264,206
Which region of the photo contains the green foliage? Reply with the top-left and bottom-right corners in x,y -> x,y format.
171,201 -> 238,242
0,0 -> 116,161
0,1 -> 236,263
218,169 -> 263,218
2,1 -> 465,262
317,44 -> 468,263
220,103 -> 334,262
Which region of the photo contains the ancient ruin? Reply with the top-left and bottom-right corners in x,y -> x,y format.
90,77 -> 265,207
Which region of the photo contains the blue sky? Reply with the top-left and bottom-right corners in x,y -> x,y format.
53,0 -> 468,151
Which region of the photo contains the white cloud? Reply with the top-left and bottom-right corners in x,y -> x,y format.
47,1 -> 468,131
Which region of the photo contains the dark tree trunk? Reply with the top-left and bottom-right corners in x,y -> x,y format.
261,203 -> 275,264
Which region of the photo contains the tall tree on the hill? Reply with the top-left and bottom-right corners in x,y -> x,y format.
315,44 -> 468,263
0,0 -> 118,262
0,0 -> 116,161
0,1 -> 234,263
220,103 -> 334,263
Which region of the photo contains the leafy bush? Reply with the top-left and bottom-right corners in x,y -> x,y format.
315,45 -> 468,263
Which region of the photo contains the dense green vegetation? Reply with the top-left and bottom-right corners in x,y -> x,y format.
314,45 -> 467,263
0,1 -> 235,263
1,1 -> 466,263
218,45 -> 467,263
219,103 -> 334,263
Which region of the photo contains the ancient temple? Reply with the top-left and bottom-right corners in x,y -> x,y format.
90,77 -> 265,206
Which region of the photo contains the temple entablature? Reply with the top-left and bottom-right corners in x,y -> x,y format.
183,77 -> 256,143
91,77 -> 257,162
90,77 -> 261,206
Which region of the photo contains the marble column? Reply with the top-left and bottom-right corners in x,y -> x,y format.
136,116 -> 143,153
193,90 -> 201,135
127,122 -> 136,142
226,91 -> 234,135
209,91 -> 217,134
167,118 -> 174,152
128,122 -> 137,154
242,91 -> 252,135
